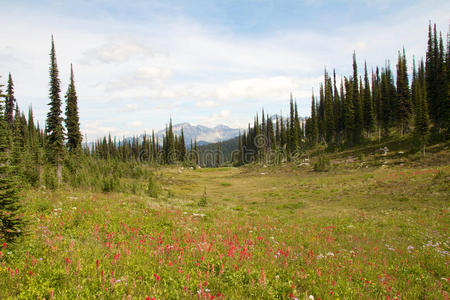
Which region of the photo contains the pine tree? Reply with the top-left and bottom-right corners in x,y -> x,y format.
45,35 -> 65,184
318,84 -> 325,141
333,70 -> 342,144
311,92 -> 319,146
294,103 -> 301,147
289,94 -> 298,153
5,73 -> 15,129
363,62 -> 375,137
237,131 -> 243,165
352,53 -> 363,144
372,68 -> 382,140
280,114 -> 287,150
396,49 -> 412,135
437,32 -> 449,136
179,128 -> 186,161
324,70 -> 335,144
0,81 -> 24,243
414,60 -> 430,156
65,64 -> 82,153
344,77 -> 355,145
380,63 -> 396,136
216,141 -> 222,167
194,139 -> 199,166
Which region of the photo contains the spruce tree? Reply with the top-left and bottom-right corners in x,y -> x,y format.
333,70 -> 342,144
0,82 -> 24,243
65,64 -> 82,153
324,70 -> 335,144
352,53 -> 363,144
45,35 -> 65,184
237,131 -> 243,165
216,141 -> 222,167
344,77 -> 355,145
414,60 -> 430,156
5,73 -> 15,129
289,94 -> 298,153
310,92 -> 319,146
396,49 -> 412,135
363,62 -> 375,137
179,128 -> 186,161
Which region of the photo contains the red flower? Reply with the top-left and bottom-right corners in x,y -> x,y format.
96,259 -> 99,269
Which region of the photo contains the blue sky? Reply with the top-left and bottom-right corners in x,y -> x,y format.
1,0 -> 449,140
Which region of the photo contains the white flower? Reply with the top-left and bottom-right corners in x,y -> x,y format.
327,252 -> 335,257
309,295 -> 315,300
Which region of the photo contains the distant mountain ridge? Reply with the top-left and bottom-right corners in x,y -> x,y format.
156,123 -> 241,145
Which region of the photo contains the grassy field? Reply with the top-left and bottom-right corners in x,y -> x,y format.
1,149 -> 449,299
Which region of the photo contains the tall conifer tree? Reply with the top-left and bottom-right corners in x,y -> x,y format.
65,64 -> 82,153
45,35 -> 65,184
0,81 -> 24,243
5,73 -> 15,129
396,49 -> 412,135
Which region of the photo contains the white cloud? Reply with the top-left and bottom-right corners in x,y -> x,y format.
128,121 -> 143,127
195,100 -> 220,108
79,37 -> 158,65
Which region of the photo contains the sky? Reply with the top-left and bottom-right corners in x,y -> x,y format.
0,0 -> 449,141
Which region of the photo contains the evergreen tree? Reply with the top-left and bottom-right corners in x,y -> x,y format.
237,131 -> 243,165
372,67 -> 382,139
333,70 -> 342,144
293,104 -> 301,150
289,94 -> 298,153
324,70 -> 335,144
414,60 -> 430,156
318,84 -> 325,141
179,128 -> 186,161
216,141 -> 222,167
5,73 -> 15,128
0,81 -> 24,243
344,77 -> 355,145
275,115 -> 280,148
396,49 -> 412,135
194,139 -> 199,165
363,62 -> 375,137
437,32 -> 449,136
310,92 -> 319,146
45,35 -> 65,184
65,64 -> 82,153
352,53 -> 363,144
280,114 -> 287,150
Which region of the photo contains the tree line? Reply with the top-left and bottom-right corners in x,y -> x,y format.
237,23 -> 449,164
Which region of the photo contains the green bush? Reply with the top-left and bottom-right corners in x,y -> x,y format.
147,176 -> 160,198
101,176 -> 119,192
198,187 -> 208,207
313,155 -> 331,172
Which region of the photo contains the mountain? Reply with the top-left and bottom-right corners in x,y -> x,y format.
156,123 -> 241,145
